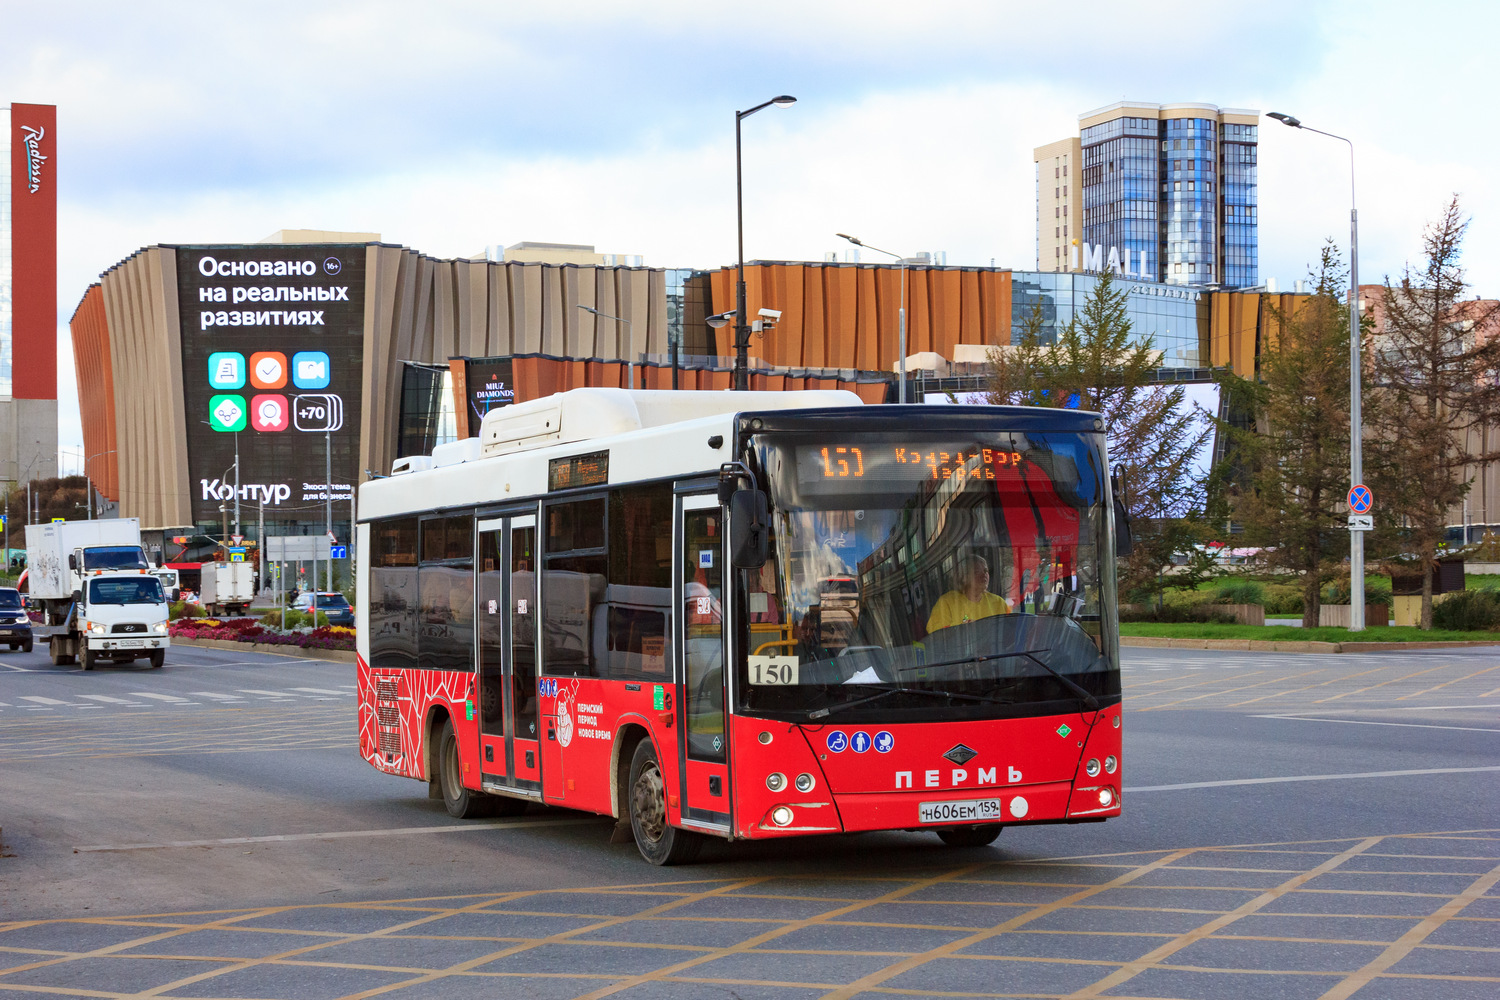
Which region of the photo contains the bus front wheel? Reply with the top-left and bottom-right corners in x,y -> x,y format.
628,740 -> 703,866
936,824 -> 1002,847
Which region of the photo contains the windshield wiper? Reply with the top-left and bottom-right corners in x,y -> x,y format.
898,648 -> 1099,711
807,684 -> 1015,719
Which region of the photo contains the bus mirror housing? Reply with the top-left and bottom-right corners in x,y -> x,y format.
1111,467 -> 1133,558
729,490 -> 769,569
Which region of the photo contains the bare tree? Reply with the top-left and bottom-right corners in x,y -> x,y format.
1367,197 -> 1500,628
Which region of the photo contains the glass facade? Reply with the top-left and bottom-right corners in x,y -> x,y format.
1079,111 -> 1257,289
1,107 -> 11,398
1081,116 -> 1159,281
1010,271 -> 1209,367
1220,123 -> 1259,288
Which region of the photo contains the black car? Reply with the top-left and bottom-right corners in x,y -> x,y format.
0,587 -> 33,652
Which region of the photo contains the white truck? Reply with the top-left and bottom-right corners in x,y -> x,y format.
199,561 -> 255,616
24,519 -> 171,670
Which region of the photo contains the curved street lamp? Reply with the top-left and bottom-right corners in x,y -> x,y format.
838,233 -> 910,403
733,95 -> 797,390
1269,110 -> 1365,629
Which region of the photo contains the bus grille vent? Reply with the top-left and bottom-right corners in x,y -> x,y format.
375,679 -> 401,756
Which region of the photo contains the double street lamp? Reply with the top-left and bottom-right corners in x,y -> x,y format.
838,233 -> 910,403
1268,111 -> 1366,630
732,95 -> 797,390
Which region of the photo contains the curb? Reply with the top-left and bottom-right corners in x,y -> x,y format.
1121,637 -> 1500,653
169,636 -> 356,663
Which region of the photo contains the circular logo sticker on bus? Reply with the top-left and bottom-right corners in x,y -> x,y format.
826,731 -> 849,753
851,731 -> 871,753
874,731 -> 895,753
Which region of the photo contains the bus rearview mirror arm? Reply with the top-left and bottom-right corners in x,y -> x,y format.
729,490 -> 769,569
1111,466 -> 1133,558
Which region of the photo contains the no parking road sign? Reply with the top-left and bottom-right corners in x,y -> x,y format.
1348,484 -> 1373,514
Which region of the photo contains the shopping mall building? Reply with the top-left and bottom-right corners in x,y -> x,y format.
64,231 -> 1376,565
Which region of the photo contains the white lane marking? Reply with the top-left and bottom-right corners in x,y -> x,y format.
79,694 -> 145,705
291,687 -> 349,696
130,692 -> 194,703
1254,714 -> 1500,733
20,696 -> 80,706
1129,765 -> 1500,793
237,689 -> 295,699
0,663 -> 32,672
189,691 -> 246,702
75,816 -> 597,853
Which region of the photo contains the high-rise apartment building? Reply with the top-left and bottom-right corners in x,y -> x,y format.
1034,102 -> 1259,288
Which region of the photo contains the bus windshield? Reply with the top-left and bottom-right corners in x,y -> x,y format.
742,429 -> 1119,722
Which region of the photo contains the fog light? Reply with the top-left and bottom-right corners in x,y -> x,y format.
758,731 -> 772,744
1104,755 -> 1118,774
1098,788 -> 1114,807
766,772 -> 786,792
794,772 -> 815,793
1085,758 -> 1100,777
771,805 -> 794,827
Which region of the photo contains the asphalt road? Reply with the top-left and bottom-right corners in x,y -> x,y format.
1,642 -> 1496,999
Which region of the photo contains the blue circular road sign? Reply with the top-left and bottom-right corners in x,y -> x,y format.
1348,484 -> 1373,514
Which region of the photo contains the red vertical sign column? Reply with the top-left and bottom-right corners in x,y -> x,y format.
11,103 -> 57,400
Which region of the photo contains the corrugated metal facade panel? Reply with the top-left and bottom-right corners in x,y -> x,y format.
68,284 -> 118,500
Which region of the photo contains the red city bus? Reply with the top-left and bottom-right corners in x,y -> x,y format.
356,388 -> 1125,864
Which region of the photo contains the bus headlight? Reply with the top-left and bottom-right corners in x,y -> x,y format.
794,773 -> 815,793
1098,788 -> 1114,807
770,806 -> 794,827
1104,755 -> 1118,774
1085,758 -> 1100,777
766,772 -> 787,792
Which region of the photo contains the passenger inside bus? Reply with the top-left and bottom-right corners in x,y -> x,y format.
925,554 -> 1012,633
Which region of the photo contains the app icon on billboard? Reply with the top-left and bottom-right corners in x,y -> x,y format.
208,352 -> 245,390
208,394 -> 248,432
249,351 -> 288,389
294,393 -> 344,432
292,351 -> 331,389
251,394 -> 290,432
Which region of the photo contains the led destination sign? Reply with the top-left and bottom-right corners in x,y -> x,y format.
796,443 -> 1027,488
548,451 -> 609,491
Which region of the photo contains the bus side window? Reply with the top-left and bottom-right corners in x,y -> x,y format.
418,514 -> 474,672
542,497 -> 607,677
603,484 -> 672,679
370,518 -> 418,670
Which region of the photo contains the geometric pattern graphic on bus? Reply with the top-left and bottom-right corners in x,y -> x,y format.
357,654 -> 475,780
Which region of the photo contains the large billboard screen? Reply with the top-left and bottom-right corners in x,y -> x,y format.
462,357 -> 515,437
175,245 -> 365,526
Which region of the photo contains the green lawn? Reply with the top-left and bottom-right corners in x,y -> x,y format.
1120,622 -> 1499,642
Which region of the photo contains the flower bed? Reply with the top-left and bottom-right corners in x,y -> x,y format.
168,616 -> 355,651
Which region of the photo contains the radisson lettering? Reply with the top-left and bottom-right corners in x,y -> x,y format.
21,124 -> 47,193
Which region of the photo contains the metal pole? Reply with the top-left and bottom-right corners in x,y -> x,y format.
898,259 -> 908,404
734,109 -> 749,391
233,431 -> 241,538
326,428 -> 333,598
258,498 -> 265,596
1349,190 -> 1364,630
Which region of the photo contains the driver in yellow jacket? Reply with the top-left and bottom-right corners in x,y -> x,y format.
926,555 -> 1012,633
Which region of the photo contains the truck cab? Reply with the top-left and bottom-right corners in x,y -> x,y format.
49,571 -> 171,670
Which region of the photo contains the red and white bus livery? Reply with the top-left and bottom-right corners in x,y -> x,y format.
356,388 -> 1125,864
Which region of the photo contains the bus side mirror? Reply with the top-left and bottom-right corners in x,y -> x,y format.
729,490 -> 769,569
1111,468 -> 1133,558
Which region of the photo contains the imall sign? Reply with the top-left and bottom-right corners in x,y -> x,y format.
1069,243 -> 1151,279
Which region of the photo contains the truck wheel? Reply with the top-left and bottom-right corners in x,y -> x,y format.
149,650 -> 165,668
80,647 -> 95,671
628,740 -> 703,865
50,644 -> 72,666
7,644 -> 15,651
936,824 -> 1003,847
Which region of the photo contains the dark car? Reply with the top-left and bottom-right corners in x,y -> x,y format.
0,587 -> 33,652
297,591 -> 354,627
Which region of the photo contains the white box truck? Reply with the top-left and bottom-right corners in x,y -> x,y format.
200,561 -> 256,616
23,520 -> 170,670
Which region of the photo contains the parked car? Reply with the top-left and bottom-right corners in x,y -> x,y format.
0,587 -> 33,652
294,591 -> 355,627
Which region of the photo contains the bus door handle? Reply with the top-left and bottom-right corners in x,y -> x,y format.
547,720 -> 556,741
658,712 -> 674,728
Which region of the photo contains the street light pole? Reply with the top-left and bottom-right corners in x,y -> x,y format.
733,95 -> 797,391
1269,112 -> 1365,630
578,305 -> 635,389
838,234 -> 909,403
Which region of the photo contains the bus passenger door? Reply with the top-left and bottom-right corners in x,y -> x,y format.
676,494 -> 730,832
474,515 -> 541,796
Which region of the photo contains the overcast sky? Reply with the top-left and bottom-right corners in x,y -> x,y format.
6,0 -> 1495,462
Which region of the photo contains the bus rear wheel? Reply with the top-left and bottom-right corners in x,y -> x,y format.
936,824 -> 1002,847
628,740 -> 702,866
435,718 -> 521,818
